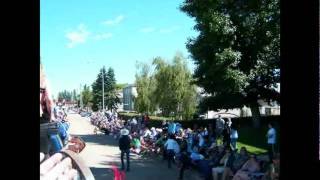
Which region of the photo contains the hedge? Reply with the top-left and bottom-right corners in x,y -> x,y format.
118,112 -> 280,129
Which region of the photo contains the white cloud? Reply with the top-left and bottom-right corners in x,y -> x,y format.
159,26 -> 180,33
140,27 -> 156,33
66,24 -> 90,48
102,15 -> 125,26
94,33 -> 113,40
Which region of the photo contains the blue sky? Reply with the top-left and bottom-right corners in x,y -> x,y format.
40,0 -> 198,98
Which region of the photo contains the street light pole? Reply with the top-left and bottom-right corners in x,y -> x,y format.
102,69 -> 105,113
80,84 -> 83,109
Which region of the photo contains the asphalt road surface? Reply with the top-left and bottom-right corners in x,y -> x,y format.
67,114 -> 201,180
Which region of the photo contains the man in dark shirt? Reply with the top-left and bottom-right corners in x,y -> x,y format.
119,128 -> 131,171
222,124 -> 231,148
162,120 -> 169,130
178,141 -> 191,180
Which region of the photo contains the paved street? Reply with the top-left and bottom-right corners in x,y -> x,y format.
67,114 -> 201,180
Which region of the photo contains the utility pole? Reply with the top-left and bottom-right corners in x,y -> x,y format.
102,68 -> 105,113
80,84 -> 83,109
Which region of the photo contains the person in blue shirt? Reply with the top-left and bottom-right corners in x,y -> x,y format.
186,130 -> 193,153
168,121 -> 176,135
175,122 -> 182,134
230,124 -> 239,151
57,121 -> 69,145
164,134 -> 178,168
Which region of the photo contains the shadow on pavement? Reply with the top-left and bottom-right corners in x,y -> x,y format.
90,167 -> 114,180
76,134 -> 201,180
76,134 -> 119,147
96,154 -> 201,180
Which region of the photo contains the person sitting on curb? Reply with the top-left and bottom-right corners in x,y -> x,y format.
232,154 -> 261,180
222,147 -> 249,180
262,153 -> 280,180
212,147 -> 232,180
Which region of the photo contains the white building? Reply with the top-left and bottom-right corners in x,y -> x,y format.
196,85 -> 280,119
115,89 -> 124,112
122,84 -> 137,111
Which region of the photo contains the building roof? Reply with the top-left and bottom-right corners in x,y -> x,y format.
124,84 -> 136,88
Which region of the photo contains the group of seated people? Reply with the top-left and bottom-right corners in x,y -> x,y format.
90,112 -> 124,138
90,115 -> 279,180
41,102 -> 72,154
127,120 -> 279,180
166,132 -> 279,180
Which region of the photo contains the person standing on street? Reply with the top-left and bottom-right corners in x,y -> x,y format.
161,120 -> 169,132
222,123 -> 231,148
164,134 -> 178,168
230,124 -> 238,151
266,122 -> 276,162
215,115 -> 225,139
130,117 -> 138,133
119,128 -> 131,171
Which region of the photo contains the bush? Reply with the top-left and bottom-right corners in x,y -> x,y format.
118,112 -> 280,129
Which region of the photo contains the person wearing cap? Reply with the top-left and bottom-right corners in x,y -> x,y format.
119,128 -> 131,171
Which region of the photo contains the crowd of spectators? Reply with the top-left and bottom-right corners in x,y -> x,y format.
90,113 -> 279,180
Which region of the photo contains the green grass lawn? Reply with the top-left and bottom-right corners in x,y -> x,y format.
233,125 -> 279,154
216,125 -> 279,154
216,138 -> 267,154
236,141 -> 267,154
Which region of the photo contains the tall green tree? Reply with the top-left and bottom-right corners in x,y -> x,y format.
152,53 -> 197,120
58,90 -> 72,101
81,84 -> 93,108
91,67 -> 107,111
72,89 -> 78,102
180,0 -> 280,127
134,62 -> 157,114
105,67 -> 120,111
152,57 -> 176,117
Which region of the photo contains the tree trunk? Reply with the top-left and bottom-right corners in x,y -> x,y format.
250,102 -> 261,128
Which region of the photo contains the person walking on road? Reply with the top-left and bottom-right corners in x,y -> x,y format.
119,128 -> 131,171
